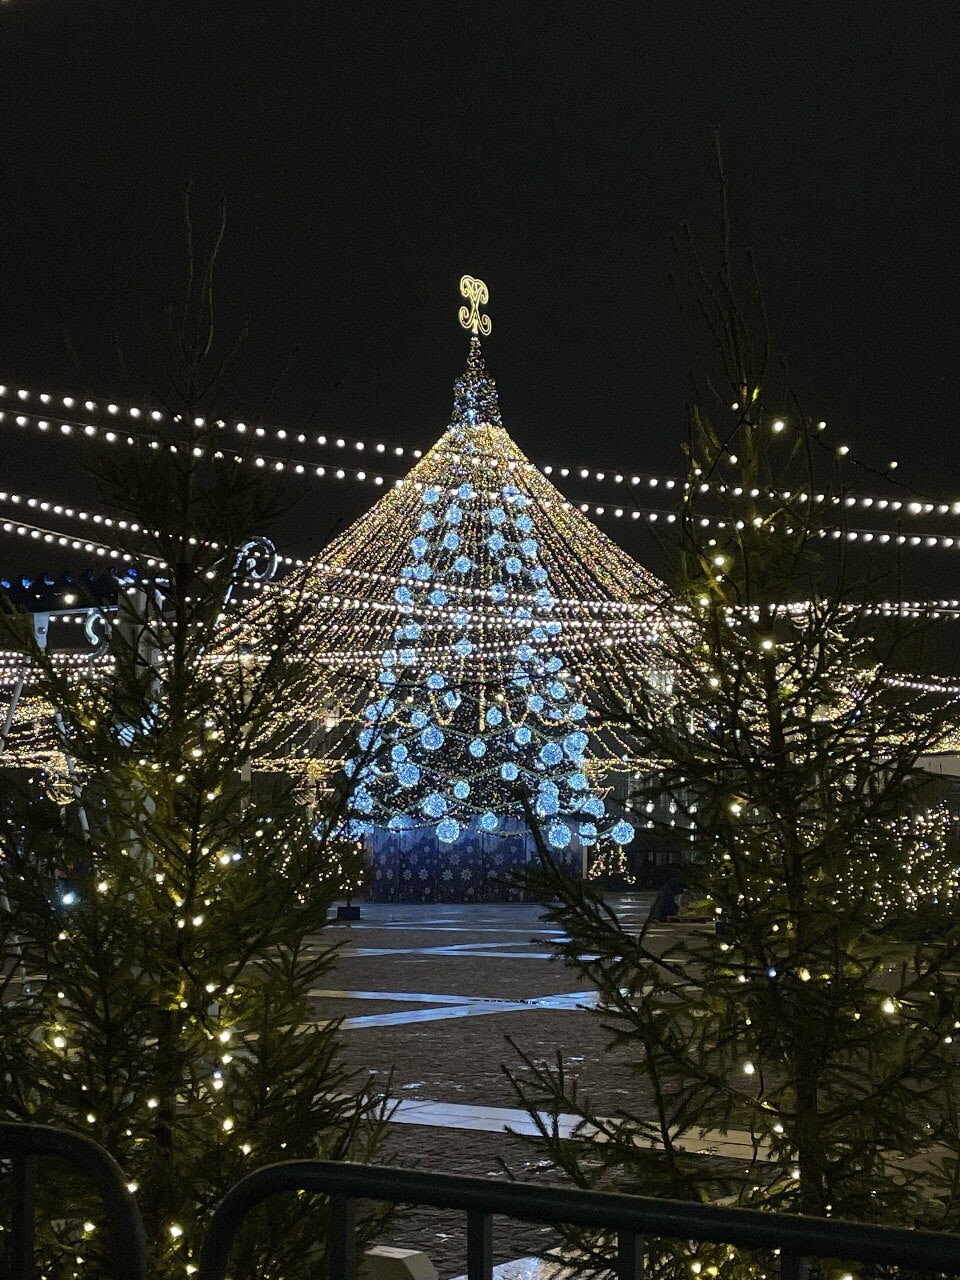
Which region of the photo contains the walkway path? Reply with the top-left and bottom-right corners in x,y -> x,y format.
318,898 -> 741,1277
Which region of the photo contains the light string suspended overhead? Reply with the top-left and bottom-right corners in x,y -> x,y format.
8,400 -> 960,555
2,382 -> 959,528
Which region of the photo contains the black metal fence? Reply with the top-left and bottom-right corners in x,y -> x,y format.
197,1159 -> 960,1280
5,1124 -> 960,1280
0,1121 -> 147,1280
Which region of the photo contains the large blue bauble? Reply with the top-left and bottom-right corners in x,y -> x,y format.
501,762 -> 519,781
454,556 -> 472,574
540,742 -> 563,767
397,763 -> 420,788
453,779 -> 470,800
487,506 -> 507,525
485,706 -> 503,726
536,792 -> 559,817
423,486 -> 441,504
612,820 -> 635,845
458,482 -> 476,500
421,792 -> 447,818
548,822 -> 572,849
419,512 -> 437,530
410,709 -> 429,728
429,589 -> 448,606
426,672 -> 446,690
469,738 -> 487,758
514,726 -> 532,746
437,817 -> 460,843
479,811 -> 498,832
443,531 -> 460,551
420,726 -> 444,751
445,504 -> 463,525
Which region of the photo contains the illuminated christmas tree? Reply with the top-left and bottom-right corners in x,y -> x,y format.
345,337 -> 637,858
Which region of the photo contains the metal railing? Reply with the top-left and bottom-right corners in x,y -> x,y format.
197,1158 -> 960,1280
4,1125 -> 960,1280
0,1121 -> 147,1280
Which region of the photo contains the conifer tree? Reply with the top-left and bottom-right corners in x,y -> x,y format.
0,207 -> 386,1278
509,165 -> 960,1273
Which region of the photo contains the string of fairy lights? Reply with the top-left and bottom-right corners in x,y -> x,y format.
3,378 -> 957,517
5,382 -> 960,559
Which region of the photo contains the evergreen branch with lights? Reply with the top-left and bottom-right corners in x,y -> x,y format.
507,179 -> 960,1277
0,211 -> 387,1279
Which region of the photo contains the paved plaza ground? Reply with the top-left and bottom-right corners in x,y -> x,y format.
321,895 -> 659,1277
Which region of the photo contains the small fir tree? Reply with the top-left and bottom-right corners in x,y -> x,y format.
509,170 -> 960,1274
0,210 -> 386,1278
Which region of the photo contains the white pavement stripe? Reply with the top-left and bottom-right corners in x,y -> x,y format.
388,1098 -> 770,1162
343,1003 -> 530,1029
344,947 -> 561,959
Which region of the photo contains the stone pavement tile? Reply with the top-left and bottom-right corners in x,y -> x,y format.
341,1007 -> 647,1113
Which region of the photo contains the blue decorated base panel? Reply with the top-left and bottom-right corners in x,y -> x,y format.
365,820 -> 582,903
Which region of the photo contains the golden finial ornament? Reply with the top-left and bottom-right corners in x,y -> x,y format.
458,275 -> 492,337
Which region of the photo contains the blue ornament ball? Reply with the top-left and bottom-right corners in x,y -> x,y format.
548,822 -> 572,849
437,817 -> 460,843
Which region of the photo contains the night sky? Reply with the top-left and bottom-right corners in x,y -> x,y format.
1,1 -> 959,583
